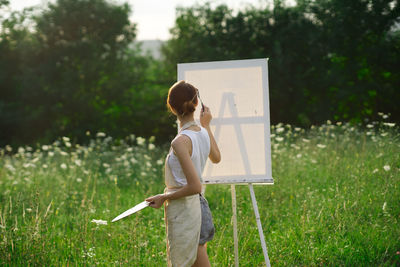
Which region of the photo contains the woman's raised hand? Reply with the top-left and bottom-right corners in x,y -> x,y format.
200,105 -> 212,128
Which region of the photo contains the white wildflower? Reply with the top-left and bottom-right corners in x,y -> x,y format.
60,151 -> 68,156
336,122 -> 342,126
146,162 -> 151,167
76,178 -> 82,183
382,202 -> 387,211
65,142 -> 72,148
311,159 -> 317,164
294,127 -> 301,132
372,168 -> 378,174
275,137 -> 284,142
366,124 -> 374,128
102,163 -> 110,168
381,132 -> 388,137
60,163 -> 67,169
383,165 -> 390,172
5,164 -> 16,172
23,163 -> 35,168
96,132 -> 106,138
5,145 -> 12,152
148,143 -> 155,150
26,208 -> 32,212
276,127 -> 285,133
86,131 -> 90,136
296,153 -> 302,158
42,145 -> 49,151
32,157 -> 39,163
317,144 -> 326,149
383,122 -> 395,127
302,138 -> 310,143
137,137 -> 146,146
156,159 -> 164,165
48,151 -> 54,157
91,219 -> 107,225
75,159 -> 82,166
18,147 -> 25,154
62,136 -> 70,142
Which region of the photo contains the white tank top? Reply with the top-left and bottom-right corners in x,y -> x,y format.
168,126 -> 210,186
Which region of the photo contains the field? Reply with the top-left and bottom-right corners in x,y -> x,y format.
0,120 -> 399,266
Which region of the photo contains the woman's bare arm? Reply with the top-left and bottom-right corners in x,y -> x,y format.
146,135 -> 202,208
200,106 -> 221,163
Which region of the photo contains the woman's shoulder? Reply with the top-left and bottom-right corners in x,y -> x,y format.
171,134 -> 192,150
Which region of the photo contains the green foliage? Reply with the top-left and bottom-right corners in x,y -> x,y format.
0,123 -> 399,265
0,0 -> 175,147
162,0 -> 400,126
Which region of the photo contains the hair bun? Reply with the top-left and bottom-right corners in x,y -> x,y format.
182,100 -> 196,115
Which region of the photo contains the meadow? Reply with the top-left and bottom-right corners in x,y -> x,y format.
0,119 -> 399,266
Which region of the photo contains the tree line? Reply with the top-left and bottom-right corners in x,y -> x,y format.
0,0 -> 399,147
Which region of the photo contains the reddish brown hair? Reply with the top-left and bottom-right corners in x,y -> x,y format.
167,80 -> 198,116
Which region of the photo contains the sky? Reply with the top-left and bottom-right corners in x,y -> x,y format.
9,0 -> 270,40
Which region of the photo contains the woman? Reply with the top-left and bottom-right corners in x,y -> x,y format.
146,80 -> 221,267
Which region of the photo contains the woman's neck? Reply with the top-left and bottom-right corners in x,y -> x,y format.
178,114 -> 195,128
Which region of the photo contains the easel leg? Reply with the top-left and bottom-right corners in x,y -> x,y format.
231,184 -> 239,267
248,183 -> 271,267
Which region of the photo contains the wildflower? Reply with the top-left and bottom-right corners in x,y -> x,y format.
381,132 -> 388,137
91,219 -> 107,225
96,132 -> 106,137
5,145 -> 12,152
60,151 -> 68,156
276,127 -> 285,133
336,122 -> 342,126
5,164 -> 16,172
62,136 -> 70,142
60,163 -> 67,169
18,147 -> 25,153
137,137 -> 146,146
149,143 -> 155,150
383,165 -> 390,172
65,142 -> 72,148
275,137 -> 284,142
382,202 -> 387,211
102,163 -> 110,168
23,163 -> 35,168
75,159 -> 82,166
302,138 -> 310,143
157,159 -> 164,165
146,162 -> 152,168
294,127 -> 301,132
372,168 -> 378,174
42,145 -> 49,151
317,144 -> 326,149
48,151 -> 54,157
76,178 -> 82,183
296,153 -> 302,158
366,124 -> 374,128
383,122 -> 395,127
86,131 -> 91,136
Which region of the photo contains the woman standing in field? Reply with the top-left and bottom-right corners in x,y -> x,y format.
146,80 -> 221,267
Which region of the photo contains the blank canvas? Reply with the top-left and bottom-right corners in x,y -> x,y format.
178,59 -> 273,184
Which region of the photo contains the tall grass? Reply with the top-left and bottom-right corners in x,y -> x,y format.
0,121 -> 399,266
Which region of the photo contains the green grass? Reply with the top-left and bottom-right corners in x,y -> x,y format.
0,121 -> 399,266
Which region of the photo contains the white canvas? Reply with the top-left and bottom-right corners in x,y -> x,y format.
177,59 -> 273,184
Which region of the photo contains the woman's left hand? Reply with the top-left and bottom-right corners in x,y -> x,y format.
145,194 -> 167,209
